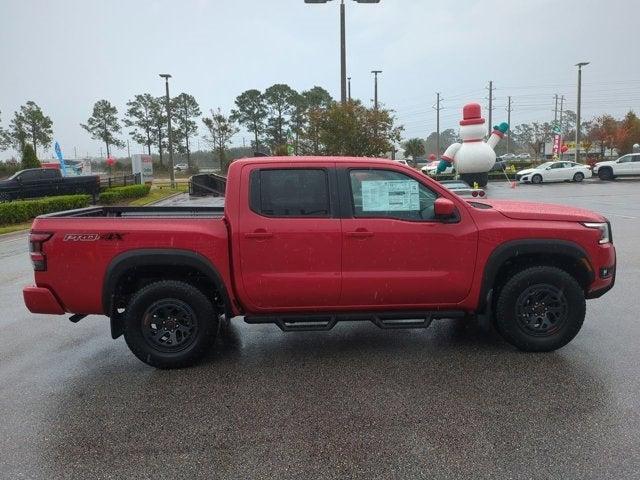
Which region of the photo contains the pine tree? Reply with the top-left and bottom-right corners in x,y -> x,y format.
21,143 -> 41,169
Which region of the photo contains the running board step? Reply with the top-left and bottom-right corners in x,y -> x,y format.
244,311 -> 465,332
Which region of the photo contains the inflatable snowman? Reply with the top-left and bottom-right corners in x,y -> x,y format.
437,102 -> 508,187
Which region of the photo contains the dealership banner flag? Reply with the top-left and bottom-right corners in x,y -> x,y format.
54,141 -> 67,176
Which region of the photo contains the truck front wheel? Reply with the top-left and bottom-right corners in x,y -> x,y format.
124,280 -> 218,368
494,266 -> 585,352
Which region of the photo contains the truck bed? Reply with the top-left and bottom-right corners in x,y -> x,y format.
39,205 -> 225,219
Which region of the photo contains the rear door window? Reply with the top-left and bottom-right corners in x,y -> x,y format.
250,169 -> 330,217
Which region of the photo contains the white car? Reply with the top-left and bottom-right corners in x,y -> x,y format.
395,159 -> 409,166
516,161 -> 592,184
174,163 -> 189,172
421,160 -> 454,176
592,153 -> 640,180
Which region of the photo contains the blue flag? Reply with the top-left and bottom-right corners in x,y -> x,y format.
54,141 -> 67,176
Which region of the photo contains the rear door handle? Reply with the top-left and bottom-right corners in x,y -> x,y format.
244,230 -> 273,240
346,229 -> 374,239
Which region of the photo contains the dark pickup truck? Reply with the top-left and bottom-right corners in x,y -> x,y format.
0,168 -> 100,202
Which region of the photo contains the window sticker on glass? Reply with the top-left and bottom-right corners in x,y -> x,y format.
361,180 -> 420,211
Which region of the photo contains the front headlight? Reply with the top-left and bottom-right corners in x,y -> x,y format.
583,222 -> 611,244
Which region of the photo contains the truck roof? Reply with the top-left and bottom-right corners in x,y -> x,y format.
232,156 -> 399,167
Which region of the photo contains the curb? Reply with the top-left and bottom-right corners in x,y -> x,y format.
0,228 -> 30,239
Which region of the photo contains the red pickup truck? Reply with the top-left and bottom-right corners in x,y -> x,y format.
23,157 -> 616,368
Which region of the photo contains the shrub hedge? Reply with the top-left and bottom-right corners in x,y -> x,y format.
99,184 -> 151,205
0,195 -> 91,226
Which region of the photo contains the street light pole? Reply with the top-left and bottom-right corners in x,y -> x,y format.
371,70 -> 382,109
340,0 -> 347,104
305,0 -> 380,105
159,73 -> 175,188
575,62 -> 589,162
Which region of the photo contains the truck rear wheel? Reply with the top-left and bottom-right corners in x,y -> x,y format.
124,280 -> 218,368
494,266 -> 585,352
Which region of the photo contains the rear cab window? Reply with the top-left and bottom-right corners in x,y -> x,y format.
249,168 -> 331,217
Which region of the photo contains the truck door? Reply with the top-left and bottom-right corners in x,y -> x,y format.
339,167 -> 478,308
237,164 -> 341,311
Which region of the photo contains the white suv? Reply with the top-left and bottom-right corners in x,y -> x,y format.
593,153 -> 640,180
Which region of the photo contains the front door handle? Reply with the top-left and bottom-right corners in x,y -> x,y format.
346,229 -> 374,239
244,229 -> 273,240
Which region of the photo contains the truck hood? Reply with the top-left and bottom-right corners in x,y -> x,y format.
473,199 -> 604,222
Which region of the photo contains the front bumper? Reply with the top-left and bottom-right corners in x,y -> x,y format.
23,285 -> 65,314
585,243 -> 616,299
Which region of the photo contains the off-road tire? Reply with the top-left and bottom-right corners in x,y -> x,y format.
494,266 -> 585,352
124,280 -> 218,368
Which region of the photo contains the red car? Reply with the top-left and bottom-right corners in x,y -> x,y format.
23,157 -> 616,368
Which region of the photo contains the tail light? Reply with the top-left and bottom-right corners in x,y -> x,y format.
471,191 -> 478,197
29,232 -> 53,271
478,190 -> 486,197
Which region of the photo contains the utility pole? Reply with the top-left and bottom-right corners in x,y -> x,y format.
487,81 -> 494,131
506,96 -> 512,154
433,92 -> 442,158
371,70 -> 382,109
74,146 -> 78,159
553,94 -> 559,125
160,73 -> 175,188
559,95 -> 565,160
347,77 -> 352,101
575,62 -> 590,162
127,139 -> 131,160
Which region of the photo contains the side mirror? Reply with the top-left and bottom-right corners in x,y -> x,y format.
434,197 -> 456,219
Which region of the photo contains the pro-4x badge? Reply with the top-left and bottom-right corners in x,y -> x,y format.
63,233 -> 126,241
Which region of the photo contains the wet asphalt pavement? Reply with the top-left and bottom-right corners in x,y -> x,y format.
1,180 -> 640,479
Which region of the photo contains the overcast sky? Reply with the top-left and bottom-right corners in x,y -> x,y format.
1,0 -> 639,159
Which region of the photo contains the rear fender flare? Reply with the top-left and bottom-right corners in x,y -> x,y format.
102,249 -> 231,317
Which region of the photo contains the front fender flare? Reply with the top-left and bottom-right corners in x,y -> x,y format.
477,239 -> 593,312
